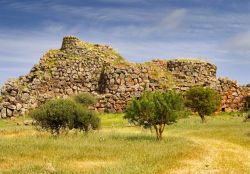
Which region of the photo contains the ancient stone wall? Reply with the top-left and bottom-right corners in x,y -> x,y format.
166,59 -> 217,91
0,36 -> 249,118
216,78 -> 250,112
0,36 -> 171,117
95,62 -> 171,112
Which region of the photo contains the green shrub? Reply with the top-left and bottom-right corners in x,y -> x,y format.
246,110 -> 250,119
125,90 -> 185,140
30,99 -> 100,135
74,92 -> 97,106
185,86 -> 221,123
69,106 -> 100,132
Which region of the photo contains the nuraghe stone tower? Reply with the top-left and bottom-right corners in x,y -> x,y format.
0,36 -> 249,118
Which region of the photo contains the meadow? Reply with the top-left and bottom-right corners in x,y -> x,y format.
0,113 -> 249,174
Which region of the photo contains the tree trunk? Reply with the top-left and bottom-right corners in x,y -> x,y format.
154,124 -> 165,140
200,114 -> 206,123
154,125 -> 160,140
159,124 -> 165,140
158,131 -> 163,140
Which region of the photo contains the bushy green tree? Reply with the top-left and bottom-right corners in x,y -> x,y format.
30,99 -> 100,135
125,90 -> 185,140
73,92 -> 97,106
185,86 -> 221,123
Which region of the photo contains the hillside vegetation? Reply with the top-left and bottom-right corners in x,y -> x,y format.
0,113 -> 249,174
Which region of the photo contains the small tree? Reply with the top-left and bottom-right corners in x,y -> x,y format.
125,91 -> 185,140
185,86 -> 221,123
31,99 -> 100,135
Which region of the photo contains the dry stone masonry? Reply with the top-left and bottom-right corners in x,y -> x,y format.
0,36 -> 249,118
167,59 -> 217,90
217,78 -> 250,112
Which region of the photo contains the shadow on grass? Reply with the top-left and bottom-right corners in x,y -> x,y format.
125,135 -> 156,141
246,132 -> 250,137
110,133 -> 155,141
109,133 -> 190,143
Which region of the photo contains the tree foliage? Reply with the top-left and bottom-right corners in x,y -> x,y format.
185,86 -> 221,122
68,105 -> 100,132
73,92 -> 97,106
30,99 -> 100,135
125,90 -> 185,140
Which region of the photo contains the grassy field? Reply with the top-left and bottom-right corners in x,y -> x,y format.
0,113 -> 249,174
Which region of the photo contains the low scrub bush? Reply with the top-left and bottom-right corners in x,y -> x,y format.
30,99 -> 100,135
244,110 -> 250,121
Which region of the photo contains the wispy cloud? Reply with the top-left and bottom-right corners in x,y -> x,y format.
4,1 -> 151,23
161,9 -> 187,29
225,31 -> 250,50
0,29 -> 63,86
43,21 -> 65,33
221,31 -> 250,62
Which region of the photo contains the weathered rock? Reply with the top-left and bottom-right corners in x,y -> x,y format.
1,108 -> 7,118
16,103 -> 22,111
23,120 -> 34,126
6,109 -> 12,117
7,105 -> 16,110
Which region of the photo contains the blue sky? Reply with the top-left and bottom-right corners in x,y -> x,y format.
0,0 -> 249,85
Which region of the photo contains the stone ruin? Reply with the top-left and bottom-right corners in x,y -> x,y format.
0,36 -> 249,118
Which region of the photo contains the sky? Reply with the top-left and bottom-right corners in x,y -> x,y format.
0,0 -> 249,86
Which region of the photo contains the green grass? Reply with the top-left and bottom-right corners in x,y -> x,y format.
100,113 -> 128,128
167,113 -> 250,147
0,113 -> 249,174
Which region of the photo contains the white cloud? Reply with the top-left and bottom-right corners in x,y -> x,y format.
4,2 -> 152,23
0,29 -> 64,86
221,31 -> 250,62
225,31 -> 250,50
0,31 -> 61,62
161,9 -> 187,29
101,8 -> 188,38
43,21 -> 65,33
